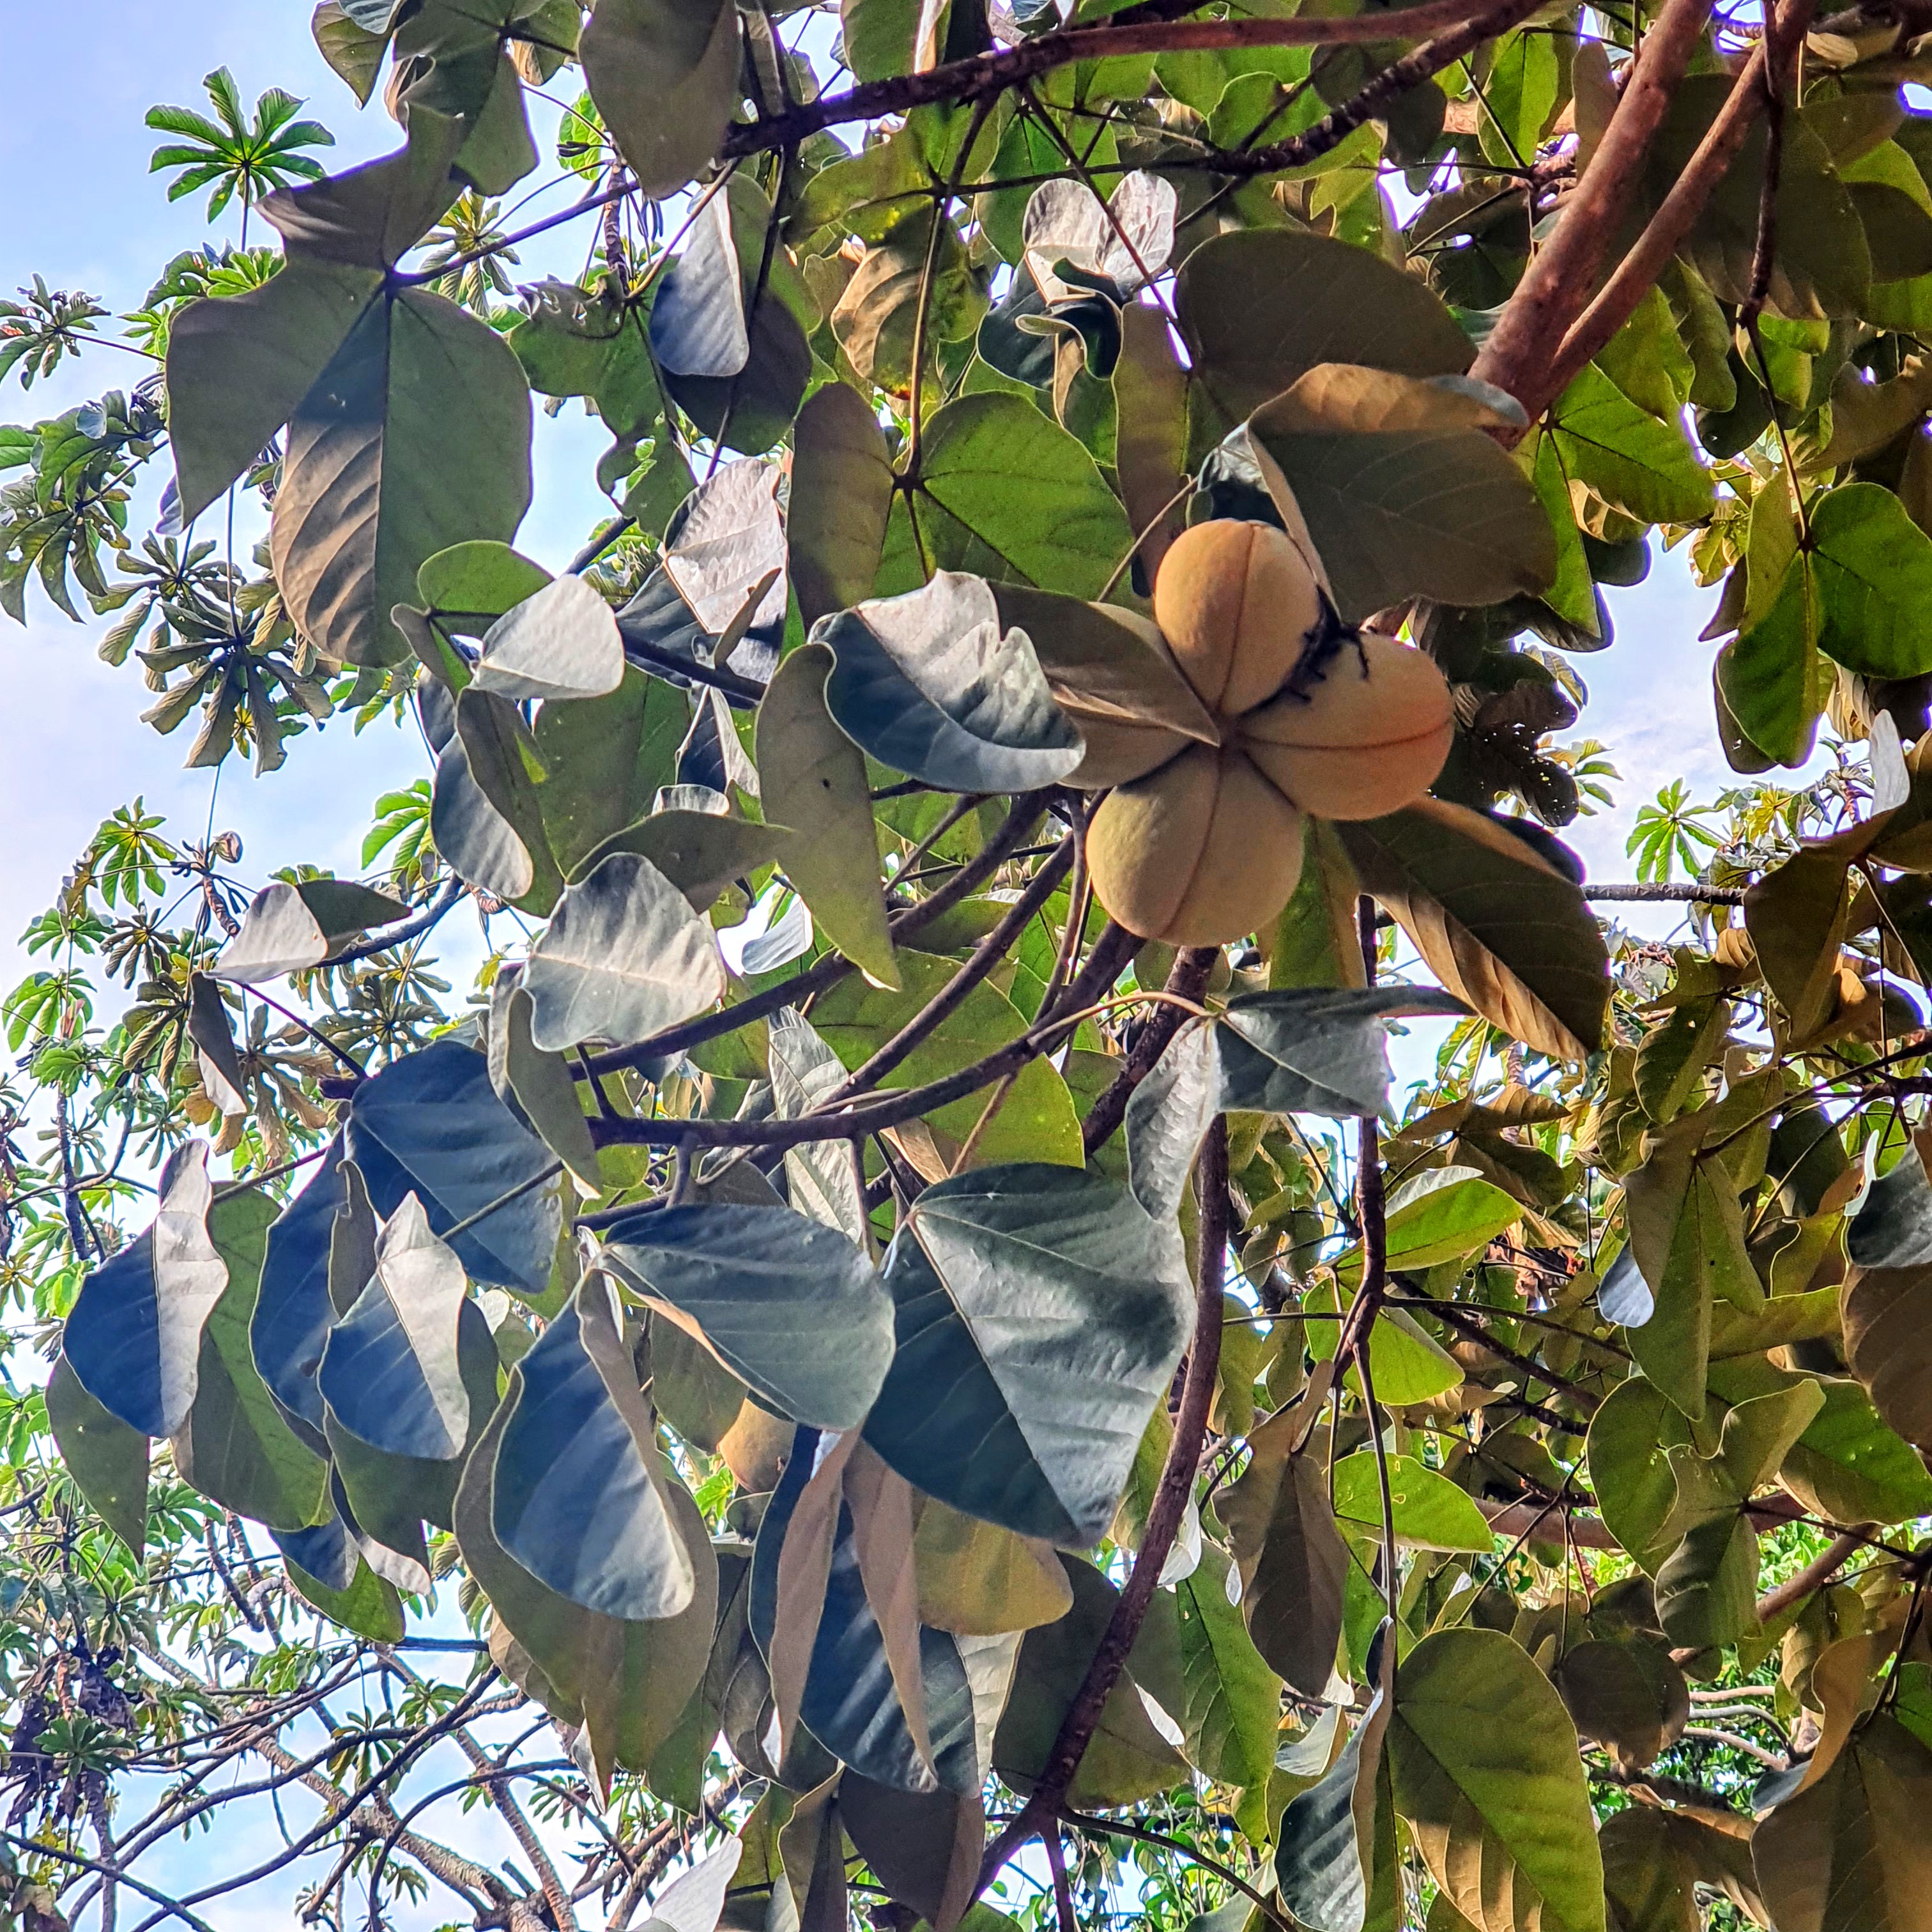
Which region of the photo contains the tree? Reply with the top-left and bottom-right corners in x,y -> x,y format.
3,0 -> 1932,1928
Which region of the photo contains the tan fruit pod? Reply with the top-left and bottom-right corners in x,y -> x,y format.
1152,519 -> 1324,718
1084,744 -> 1304,946
1241,632 -> 1453,820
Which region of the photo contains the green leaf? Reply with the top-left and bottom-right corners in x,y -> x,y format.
1709,1354 -> 1932,1523
862,1165 -> 1192,1545
892,394 -> 1135,600
1247,367 -> 1556,619
46,1354 -> 148,1556
1548,364 -> 1715,525
270,287 -> 533,667
1331,1452 -> 1493,1552
251,1143 -> 349,1436
489,980 -> 601,1191
1719,551 -> 1827,767
470,574 -> 624,703
1306,1292 -> 1465,1406
1177,1540 -> 1283,1790
65,1141 -> 227,1438
1387,1628 -> 1606,1932
1215,1393 -> 1347,1699
580,0 -> 739,197
1745,845 -> 1851,1039
165,258 -> 381,525
1586,1376 -> 1690,1572
1599,1807 -> 1761,1932
1552,1638 -> 1688,1770
790,381 -> 894,625
1335,799 -> 1610,1062
454,1386 -> 719,1787
346,1041 -> 563,1299
1653,1381 -> 1823,1647
1124,987 -> 1467,1220
811,950 -> 1043,1146
1807,481 -> 1932,677
1275,1637 -> 1397,1932
493,1276 -> 696,1621
279,1528 -> 407,1640
993,1553 -> 1188,1807
1176,229 -> 1472,430
817,572 -> 1085,793
1622,1123 -> 1764,1422
174,1189 -> 332,1531
1340,1167 -> 1524,1277
1478,29 -> 1559,169
598,1204 -> 893,1430
1593,286 -> 1694,422
418,538 -> 553,626
316,1195 -> 471,1461
521,852 -> 727,1050
757,641 -> 900,990
1656,84 -> 1871,318
1524,428 -> 1602,641
534,666 -> 689,876
1752,1714 -> 1932,1931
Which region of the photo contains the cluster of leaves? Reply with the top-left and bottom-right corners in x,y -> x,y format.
12,1 -> 1932,1930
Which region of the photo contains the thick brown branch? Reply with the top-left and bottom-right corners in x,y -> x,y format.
1754,1528 -> 1869,1626
977,1116 -> 1229,1893
1540,33 -> 1788,415
1469,0 -> 1715,415
721,0 -> 1534,160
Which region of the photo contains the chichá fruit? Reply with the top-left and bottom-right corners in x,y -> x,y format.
1240,632 -> 1455,820
1152,519 -> 1324,717
1069,518 -> 1456,945
1085,745 -> 1305,947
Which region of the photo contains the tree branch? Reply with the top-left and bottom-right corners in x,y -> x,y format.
325,875 -> 468,968
1212,0 -> 1548,176
1468,0 -> 1715,415
1755,1528 -> 1869,1626
588,905 -> 1133,1151
582,793 -> 1052,1079
1584,882 -> 1748,904
822,833 -> 1075,1105
1539,31 -> 1792,417
719,0 -> 1520,160
1079,945 -> 1220,1156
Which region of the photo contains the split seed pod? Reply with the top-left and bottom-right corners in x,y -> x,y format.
1066,519 -> 1454,945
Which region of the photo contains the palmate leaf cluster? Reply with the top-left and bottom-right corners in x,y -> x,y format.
12,3 -> 1932,1931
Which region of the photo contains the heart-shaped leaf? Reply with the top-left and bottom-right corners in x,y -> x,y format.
345,1039 -> 563,1298
862,1165 -> 1192,1545
318,1194 -> 471,1461
520,851 -> 726,1050
493,1275 -> 696,1621
598,1203 -> 893,1430
65,1141 -> 227,1438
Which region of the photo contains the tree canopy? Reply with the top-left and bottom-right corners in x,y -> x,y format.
6,1 -> 1932,1930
